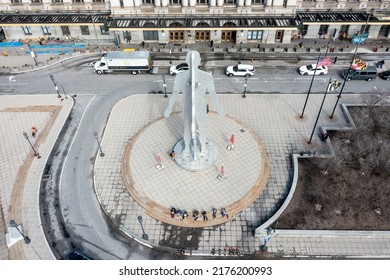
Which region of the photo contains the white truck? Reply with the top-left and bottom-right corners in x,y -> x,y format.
94,51 -> 151,75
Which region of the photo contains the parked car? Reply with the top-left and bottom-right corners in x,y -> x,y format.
299,64 -> 328,75
225,64 -> 255,77
169,63 -> 189,76
343,66 -> 377,82
379,70 -> 390,80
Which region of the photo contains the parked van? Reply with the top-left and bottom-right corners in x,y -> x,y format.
343,66 -> 377,81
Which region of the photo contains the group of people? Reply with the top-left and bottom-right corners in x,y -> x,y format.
170,207 -> 229,221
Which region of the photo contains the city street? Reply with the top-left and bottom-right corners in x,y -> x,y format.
1,59 -> 389,260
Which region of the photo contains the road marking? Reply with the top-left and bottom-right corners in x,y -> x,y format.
8,76 -> 16,82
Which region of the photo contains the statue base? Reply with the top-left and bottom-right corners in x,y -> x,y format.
173,138 -> 217,172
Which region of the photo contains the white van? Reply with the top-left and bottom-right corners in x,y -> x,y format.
225,64 -> 255,77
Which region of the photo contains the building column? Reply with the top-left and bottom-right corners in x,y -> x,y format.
237,0 -> 244,6
282,30 -> 292,44
266,30 -> 276,44
217,0 -> 224,6
245,0 -> 251,5
161,0 -> 169,6
367,25 -> 381,39
189,0 -> 196,6
155,0 -> 161,6
182,0 -> 188,6
210,0 -> 216,6
133,0 -> 141,6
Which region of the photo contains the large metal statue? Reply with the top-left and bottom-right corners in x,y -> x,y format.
164,51 -> 224,164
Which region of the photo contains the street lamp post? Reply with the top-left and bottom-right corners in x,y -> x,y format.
9,219 -> 31,244
300,51 -> 322,118
49,74 -> 61,98
308,78 -> 332,144
162,74 -> 167,98
330,12 -> 372,119
27,44 -> 38,66
23,131 -> 39,157
137,216 -> 149,240
93,132 -> 105,157
242,75 -> 248,98
260,227 -> 273,252
169,48 -> 173,64
61,85 -> 68,99
239,42 -> 243,64
91,14 -> 102,55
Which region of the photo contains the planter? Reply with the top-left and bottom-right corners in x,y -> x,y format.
296,47 -> 306,53
160,48 -> 171,53
227,48 -> 238,53
213,47 -> 224,53
274,47 -> 284,53
249,48 -> 260,53
287,47 -> 295,52
264,47 -> 270,52
181,48 -> 191,52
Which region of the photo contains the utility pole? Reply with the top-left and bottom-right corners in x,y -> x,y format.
49,74 -> 61,98
242,75 -> 248,98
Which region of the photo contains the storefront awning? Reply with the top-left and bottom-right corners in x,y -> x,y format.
107,16 -> 301,31
296,12 -> 390,25
0,12 -> 111,26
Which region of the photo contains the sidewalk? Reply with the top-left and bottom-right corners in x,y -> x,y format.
1,38 -> 390,74
0,95 -> 73,260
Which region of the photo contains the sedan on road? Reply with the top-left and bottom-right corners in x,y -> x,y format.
299,64 -> 328,76
169,63 -> 189,76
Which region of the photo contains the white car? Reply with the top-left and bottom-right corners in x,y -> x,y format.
225,64 -> 255,77
299,64 -> 328,75
169,63 -> 189,76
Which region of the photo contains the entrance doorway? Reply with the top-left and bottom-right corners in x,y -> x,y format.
169,31 -> 184,42
275,30 -> 284,42
379,25 -> 390,37
221,31 -> 236,43
195,31 -> 210,42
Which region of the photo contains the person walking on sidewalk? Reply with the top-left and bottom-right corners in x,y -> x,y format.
333,56 -> 338,64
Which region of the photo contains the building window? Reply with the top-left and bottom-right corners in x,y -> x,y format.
119,0 -> 124,7
93,0 -> 105,2
100,26 -> 109,35
319,25 -> 329,35
52,0 -> 63,2
80,26 -> 90,35
197,0 -> 207,3
42,26 -> 51,35
247,30 -> 263,40
283,0 -> 287,7
143,0 -> 154,4
22,26 -> 32,35
61,26 -> 70,35
31,0 -> 42,3
224,0 -> 235,3
171,0 -> 180,3
143,31 -> 158,41
251,0 -> 265,3
11,0 -> 22,3
72,0 -> 84,3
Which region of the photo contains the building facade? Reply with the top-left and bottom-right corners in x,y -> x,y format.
0,0 -> 390,46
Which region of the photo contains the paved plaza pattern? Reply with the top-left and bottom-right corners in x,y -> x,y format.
0,95 -> 72,260
1,91 -> 390,259
94,93 -> 390,256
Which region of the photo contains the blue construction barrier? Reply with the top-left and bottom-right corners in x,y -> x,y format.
0,41 -> 23,47
25,49 -> 74,54
30,43 -> 87,49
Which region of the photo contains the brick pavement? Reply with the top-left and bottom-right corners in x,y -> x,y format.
93,93 -> 390,258
0,95 -> 73,260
